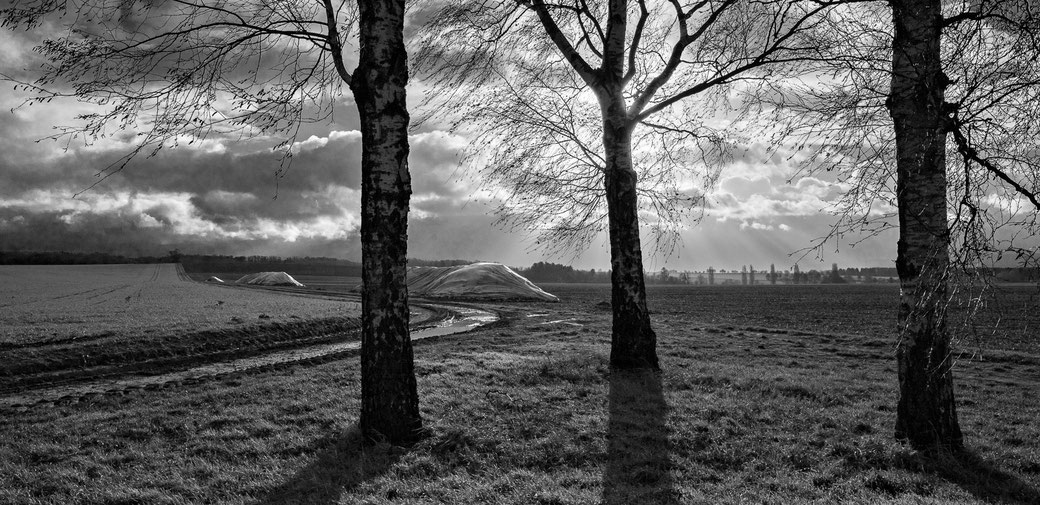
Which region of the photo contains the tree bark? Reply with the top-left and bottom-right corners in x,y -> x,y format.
351,0 -> 422,446
601,93 -> 659,370
888,0 -> 963,452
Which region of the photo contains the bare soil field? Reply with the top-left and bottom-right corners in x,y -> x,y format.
0,280 -> 1037,504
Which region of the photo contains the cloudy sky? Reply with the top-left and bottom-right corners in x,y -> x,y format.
0,7 -> 897,272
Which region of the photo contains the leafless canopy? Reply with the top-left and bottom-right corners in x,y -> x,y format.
760,0 -> 1040,269
1,0 -> 360,192
413,0 -> 836,256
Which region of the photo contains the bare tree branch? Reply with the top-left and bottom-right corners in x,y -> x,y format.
322,0 -> 353,85
522,0 -> 599,84
951,119 -> 1040,211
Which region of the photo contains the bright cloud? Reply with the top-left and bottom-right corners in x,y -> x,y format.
740,221 -> 774,231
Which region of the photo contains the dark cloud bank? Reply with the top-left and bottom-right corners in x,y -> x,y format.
0,128 -> 484,260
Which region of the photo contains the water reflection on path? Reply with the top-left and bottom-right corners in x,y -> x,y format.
1,304 -> 497,409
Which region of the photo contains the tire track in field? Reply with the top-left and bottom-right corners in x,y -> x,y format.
0,265 -> 161,309
1,265 -> 157,308
83,284 -> 134,303
0,286 -> 108,308
0,330 -> 118,351
125,263 -> 163,303
0,304 -> 498,410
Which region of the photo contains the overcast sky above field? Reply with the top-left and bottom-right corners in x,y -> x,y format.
0,12 -> 897,272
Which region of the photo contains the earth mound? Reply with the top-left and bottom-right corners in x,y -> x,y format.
235,272 -> 305,287
206,276 -> 225,283
408,262 -> 558,302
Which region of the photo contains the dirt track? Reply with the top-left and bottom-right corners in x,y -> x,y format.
0,302 -> 498,411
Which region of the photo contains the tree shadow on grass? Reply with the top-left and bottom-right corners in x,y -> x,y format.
602,369 -> 680,505
898,449 -> 1040,505
256,427 -> 398,505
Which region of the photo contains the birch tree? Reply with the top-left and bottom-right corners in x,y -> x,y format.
766,0 -> 1040,451
2,0 -> 423,444
415,0 -> 834,370
888,0 -> 963,451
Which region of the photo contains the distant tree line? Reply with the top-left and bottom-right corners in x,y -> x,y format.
0,250 -> 171,265
650,267 -> 691,285
517,262 -> 610,283
994,268 -> 1040,283
516,262 -> 881,285
6,251 -> 1036,287
699,264 -> 906,285
845,267 -> 899,279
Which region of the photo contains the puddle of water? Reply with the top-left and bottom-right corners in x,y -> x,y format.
415,305 -> 499,337
1,305 -> 497,409
539,319 -> 583,327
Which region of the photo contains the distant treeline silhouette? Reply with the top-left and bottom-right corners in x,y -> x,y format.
4,252 -> 1035,284
0,250 -> 171,265
0,251 -> 484,277
517,262 -> 610,283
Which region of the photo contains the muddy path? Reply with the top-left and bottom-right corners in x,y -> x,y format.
0,302 -> 498,410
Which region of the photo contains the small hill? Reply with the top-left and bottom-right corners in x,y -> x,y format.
408,262 -> 559,302
235,272 -> 305,287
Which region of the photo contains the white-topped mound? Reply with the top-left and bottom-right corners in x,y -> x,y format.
408,262 -> 558,302
235,271 -> 305,287
206,276 -> 225,283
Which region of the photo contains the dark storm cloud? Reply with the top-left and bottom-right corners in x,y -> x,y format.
0,147 -> 122,197
187,188 -> 346,224
0,123 -> 476,256
0,124 -> 368,198
108,129 -> 463,220
0,129 -> 365,221
0,121 -> 468,216
109,136 -> 363,197
0,206 -> 363,259
187,191 -> 260,226
0,207 -> 172,257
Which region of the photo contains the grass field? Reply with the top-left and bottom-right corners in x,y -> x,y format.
607,283 -> 1040,353
1,280 -> 1037,504
0,264 -> 362,392
1,264 -> 361,346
